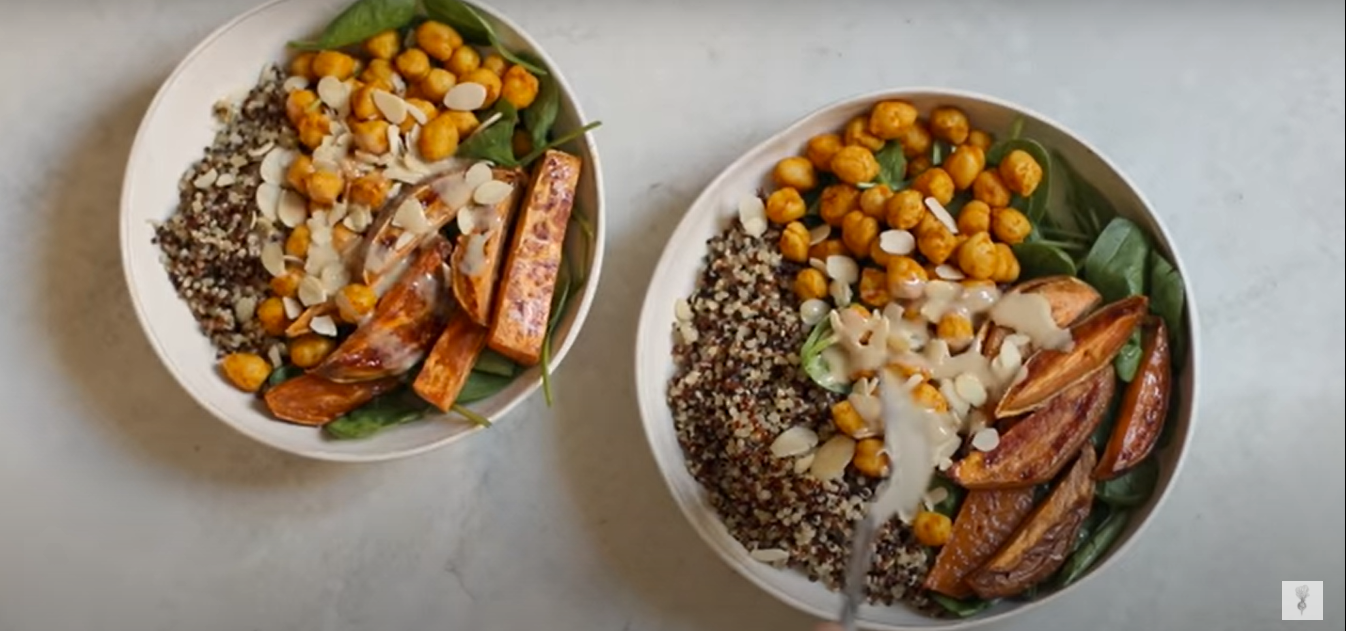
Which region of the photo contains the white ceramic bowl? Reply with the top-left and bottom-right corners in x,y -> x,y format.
120,0 -> 604,462
634,88 -> 1198,629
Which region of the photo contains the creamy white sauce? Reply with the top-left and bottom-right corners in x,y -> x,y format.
872,368 -> 938,525
989,292 -> 1073,351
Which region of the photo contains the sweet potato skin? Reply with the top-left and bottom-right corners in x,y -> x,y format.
924,486 -> 1040,598
263,374 -> 401,425
486,150 -> 582,366
1095,319 -> 1171,479
413,310 -> 490,412
452,168 -> 526,327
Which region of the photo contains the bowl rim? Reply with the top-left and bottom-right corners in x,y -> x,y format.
634,85 -> 1200,629
118,0 -> 606,463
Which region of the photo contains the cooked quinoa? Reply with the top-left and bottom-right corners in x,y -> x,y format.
153,65 -> 296,358
667,223 -> 937,609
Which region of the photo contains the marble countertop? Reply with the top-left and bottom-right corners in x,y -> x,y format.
1,1 -> 1342,630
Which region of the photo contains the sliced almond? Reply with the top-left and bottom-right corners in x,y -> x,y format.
304,243 -> 339,276
673,298 -> 693,322
825,255 -> 859,285
810,435 -> 857,481
738,195 -> 766,228
193,168 -> 219,188
260,241 -> 286,277
309,315 -> 338,337
248,141 -> 277,159
971,427 -> 1001,452
405,101 -> 428,125
343,205 -> 373,232
829,278 -> 852,306
456,207 -> 477,234
809,223 -> 831,245
799,299 -> 830,326
923,485 -> 949,510
742,217 -> 767,238
770,426 -> 820,458
444,83 -> 488,111
267,343 -> 285,368
473,180 -> 513,206
277,190 -> 307,228
749,548 -> 790,564
808,257 -> 827,272
677,322 -> 699,345
391,197 -> 431,234
935,264 -> 966,280
281,76 -> 309,93
298,275 -> 328,307
924,197 -> 959,234
282,296 -> 302,319
879,230 -> 916,255
319,262 -> 350,295
316,75 -> 350,112
215,173 -> 237,187
394,231 -> 417,251
386,123 -> 404,157
255,182 -> 281,221
433,175 -> 475,210
793,453 -> 816,474
465,162 -> 494,188
954,373 -> 988,407
259,146 -> 293,185
383,166 -> 425,184
233,296 -> 258,325
372,89 -> 408,125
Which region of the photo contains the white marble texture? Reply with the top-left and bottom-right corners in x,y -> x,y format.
0,0 -> 1342,630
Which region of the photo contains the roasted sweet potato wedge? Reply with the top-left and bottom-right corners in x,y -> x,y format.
994,295 -> 1146,419
413,309 -> 491,412
980,276 -> 1102,359
487,150 -> 582,366
967,446 -> 1097,599
263,374 -> 401,425
924,486 -> 1039,598
312,238 -> 452,383
453,168 -> 527,326
1095,319 -> 1171,480
951,366 -> 1115,489
361,167 -> 468,288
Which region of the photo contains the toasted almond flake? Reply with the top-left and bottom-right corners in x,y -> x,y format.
260,242 -> 286,277
319,263 -> 350,295
737,195 -> 766,227
852,377 -> 878,397
456,207 -> 477,234
233,296 -> 257,324
386,124 -> 404,157
924,197 -> 959,233
305,243 -> 339,276
298,276 -> 328,307
940,378 -> 971,418
372,89 -> 408,125
825,255 -> 859,285
394,231 -> 417,251
406,102 -> 428,125
856,181 -> 877,190
800,299 -> 829,326
808,223 -> 831,245
444,82 -> 488,111
248,140 -> 277,158
673,298 -> 693,322
879,230 -> 916,255
310,315 -> 338,337
282,297 -> 302,319
749,548 -> 790,564
971,427 -> 1000,452
193,168 -> 219,188
267,344 -> 285,368
923,486 -> 949,510
433,176 -> 475,210
934,264 -> 965,280
390,72 -> 407,95
954,373 -> 988,407
282,76 -> 309,93
328,202 -> 348,225
848,393 -> 882,428
465,162 -> 494,188
677,322 -> 699,345
215,173 -> 237,187
255,183 -> 281,221
810,435 -> 857,481
770,426 -> 820,458
473,180 -> 513,206
742,217 -> 767,238
316,75 -> 350,112
277,191 -> 307,228
383,166 -> 424,184
808,257 -> 827,272
391,197 -> 431,234
793,453 -> 816,474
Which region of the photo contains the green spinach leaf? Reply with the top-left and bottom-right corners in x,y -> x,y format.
1083,217 -> 1150,303
473,349 -> 518,378
262,364 -> 304,392
1055,509 -> 1131,588
290,0 -> 417,50
931,594 -> 994,618
1114,330 -> 1143,382
1011,242 -> 1077,279
1096,457 -> 1159,507
802,173 -> 837,216
422,0 -> 547,75
986,138 -> 1052,224
1091,385 -> 1124,450
874,142 -> 907,188
456,99 -> 520,166
1149,251 -> 1186,357
800,318 -> 848,393
539,253 -> 574,406
457,370 -> 513,403
931,140 -> 951,166
522,72 -> 560,150
928,476 -> 966,518
1056,153 -> 1116,239
325,387 -> 432,439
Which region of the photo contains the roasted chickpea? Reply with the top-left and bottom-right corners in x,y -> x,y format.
869,240 -> 893,268
868,100 -> 919,140
501,65 -> 540,109
401,98 -> 438,133
819,184 -> 861,226
415,21 -> 462,61
418,114 -> 460,162
794,268 -> 828,301
911,167 -> 955,206
220,353 -> 271,393
944,144 -> 985,191
481,54 -> 508,76
906,155 -> 932,180
772,156 -> 818,191
350,119 -> 391,155
442,110 -> 479,138
929,106 -> 970,145
364,30 -> 401,60
956,200 -> 992,235
882,189 -> 924,231
289,52 -> 316,80
764,188 -> 806,225
306,171 -> 343,206
809,238 -> 847,262
917,222 -> 958,265
335,284 -> 378,324
285,155 -> 314,195
312,50 -> 356,79
286,89 -> 318,126
912,382 -> 949,412
853,438 -> 890,478
937,312 -> 976,351
858,267 -> 891,307
830,146 -> 880,185
832,400 -> 869,438
349,173 -> 390,207
967,129 -> 993,150
991,207 -> 1032,245
394,48 -> 431,81
512,129 -> 534,158
805,134 -> 844,172
859,185 -> 893,219
957,232 -> 997,281
992,243 -> 1021,284
289,334 -> 336,369
461,68 -> 503,107
447,45 -> 481,76
972,170 -> 1012,208
332,224 -> 361,253
360,59 -> 396,86
913,510 -> 953,547
420,68 -> 457,103
256,297 -> 289,337
297,111 -> 331,150
844,116 -> 885,151
779,222 -> 810,263
998,149 -> 1044,197
890,361 -> 932,381
350,84 -> 380,121
270,269 -> 302,299
895,121 -> 932,159
842,211 -> 879,257
402,83 -> 426,101
285,225 -> 311,258
886,256 -> 929,299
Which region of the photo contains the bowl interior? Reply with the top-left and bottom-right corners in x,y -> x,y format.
634,88 -> 1197,629
120,0 -> 604,462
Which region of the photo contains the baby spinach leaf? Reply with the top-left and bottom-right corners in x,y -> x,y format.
456,100 -> 520,166
1055,509 -> 1131,588
522,72 -> 560,150
1008,116 -> 1025,141
931,141 -> 951,166
800,318 -> 849,393
1091,385 -> 1124,450
1149,251 -> 1186,360
1096,457 -> 1159,508
473,349 -> 518,378
422,0 -> 547,75
987,138 -> 1052,224
931,594 -> 994,618
457,370 -> 513,404
928,476 -> 966,518
1072,502 -> 1111,554
874,142 -> 908,188
1056,153 -> 1116,240
539,255 -> 575,406
325,387 -> 432,439
1011,242 -> 1077,280
520,121 -> 603,165
290,0 -> 417,50
802,173 -> 837,216
1083,217 -> 1150,303
1114,331 -> 1143,382
262,364 -> 304,392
